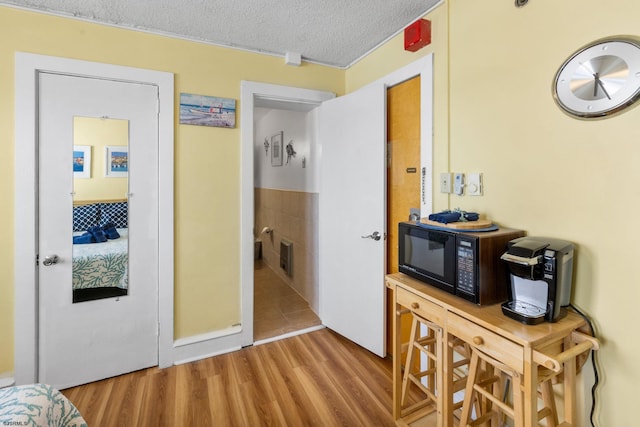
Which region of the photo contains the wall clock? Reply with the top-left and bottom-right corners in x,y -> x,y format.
553,36 -> 640,119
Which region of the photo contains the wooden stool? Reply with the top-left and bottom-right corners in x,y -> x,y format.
400,311 -> 443,418
459,348 -> 560,427
532,331 -> 600,427
448,337 -> 474,414
459,347 -> 524,427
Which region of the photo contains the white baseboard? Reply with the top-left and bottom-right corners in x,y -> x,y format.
0,373 -> 15,389
172,324 -> 327,366
173,325 -> 243,365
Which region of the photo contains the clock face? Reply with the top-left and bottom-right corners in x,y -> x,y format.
553,37 -> 640,119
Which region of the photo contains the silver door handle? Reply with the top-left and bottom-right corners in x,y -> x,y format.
361,231 -> 381,241
42,255 -> 59,266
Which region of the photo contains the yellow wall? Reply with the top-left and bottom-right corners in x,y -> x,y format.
450,3 -> 639,423
2,1 -> 637,425
0,6 -> 343,373
347,1 -> 639,425
73,117 -> 128,201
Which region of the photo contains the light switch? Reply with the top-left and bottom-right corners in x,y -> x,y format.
467,173 -> 483,196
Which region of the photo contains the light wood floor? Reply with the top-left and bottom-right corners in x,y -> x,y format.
62,328 -> 404,426
254,260 -> 321,341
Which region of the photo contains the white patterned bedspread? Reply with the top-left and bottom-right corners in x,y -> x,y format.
72,228 -> 128,290
0,383 -> 87,427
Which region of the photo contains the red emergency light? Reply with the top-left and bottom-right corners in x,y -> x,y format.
404,19 -> 431,52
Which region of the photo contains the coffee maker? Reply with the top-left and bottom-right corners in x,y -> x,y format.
500,236 -> 574,324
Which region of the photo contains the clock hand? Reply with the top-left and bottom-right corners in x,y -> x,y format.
592,73 -> 612,100
596,78 -> 611,100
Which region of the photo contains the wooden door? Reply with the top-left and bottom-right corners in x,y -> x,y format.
386,76 -> 421,354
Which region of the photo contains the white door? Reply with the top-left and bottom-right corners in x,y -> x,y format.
318,83 -> 387,357
38,72 -> 159,389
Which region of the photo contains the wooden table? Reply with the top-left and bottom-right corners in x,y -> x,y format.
386,273 -> 595,427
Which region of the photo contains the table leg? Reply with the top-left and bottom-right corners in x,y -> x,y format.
523,346 -> 537,427
393,293 -> 402,422
564,334 -> 577,425
442,332 -> 453,427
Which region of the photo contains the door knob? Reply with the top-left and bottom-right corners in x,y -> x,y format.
361,231 -> 381,241
42,255 -> 59,266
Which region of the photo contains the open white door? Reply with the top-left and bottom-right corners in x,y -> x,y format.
318,83 -> 387,357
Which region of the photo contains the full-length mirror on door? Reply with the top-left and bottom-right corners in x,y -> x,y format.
72,116 -> 129,303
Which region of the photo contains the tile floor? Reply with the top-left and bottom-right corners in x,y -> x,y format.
253,260 -> 322,341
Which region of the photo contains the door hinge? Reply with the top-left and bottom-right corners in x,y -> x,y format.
422,167 -> 427,204
36,254 -> 39,266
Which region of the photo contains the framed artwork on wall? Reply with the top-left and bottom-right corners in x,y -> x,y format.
73,145 -> 91,179
271,131 -> 283,166
105,146 -> 128,177
179,93 -> 236,128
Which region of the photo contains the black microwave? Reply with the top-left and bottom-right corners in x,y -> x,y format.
398,222 -> 525,305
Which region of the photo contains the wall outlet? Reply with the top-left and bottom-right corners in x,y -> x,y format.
440,173 -> 452,193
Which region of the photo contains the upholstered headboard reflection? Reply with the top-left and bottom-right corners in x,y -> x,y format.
72,198 -> 128,231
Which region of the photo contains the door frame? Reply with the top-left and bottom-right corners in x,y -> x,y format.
14,53 -> 175,384
239,82 -> 336,346
239,53 -> 433,346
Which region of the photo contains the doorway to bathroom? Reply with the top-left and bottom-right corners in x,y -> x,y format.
250,75 -> 424,344
240,55 -> 433,350
252,103 -> 323,343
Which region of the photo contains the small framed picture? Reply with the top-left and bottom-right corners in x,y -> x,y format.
179,93 -> 236,128
105,146 -> 128,177
73,145 -> 91,179
271,131 -> 283,166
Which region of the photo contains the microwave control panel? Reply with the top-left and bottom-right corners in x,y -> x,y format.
456,239 -> 476,296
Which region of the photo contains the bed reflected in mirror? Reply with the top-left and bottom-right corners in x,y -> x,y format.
72,116 -> 129,303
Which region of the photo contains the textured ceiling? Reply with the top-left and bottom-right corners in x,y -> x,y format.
0,0 -> 441,68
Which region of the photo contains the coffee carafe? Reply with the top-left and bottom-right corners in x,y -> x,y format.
500,237 -> 574,324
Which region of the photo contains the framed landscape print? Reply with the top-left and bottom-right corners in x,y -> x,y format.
73,145 -> 91,179
105,146 -> 128,177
